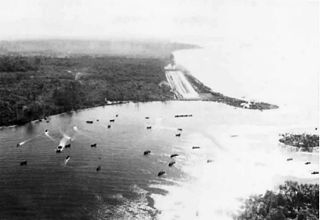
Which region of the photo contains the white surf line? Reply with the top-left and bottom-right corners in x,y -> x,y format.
72,126 -> 94,139
17,133 -> 42,147
64,155 -> 71,165
56,134 -> 72,153
44,130 -> 57,142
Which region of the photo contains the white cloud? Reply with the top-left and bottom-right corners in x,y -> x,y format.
0,0 -> 318,43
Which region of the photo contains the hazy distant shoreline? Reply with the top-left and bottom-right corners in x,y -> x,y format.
0,39 -> 200,58
0,39 -> 279,127
0,39 -> 201,127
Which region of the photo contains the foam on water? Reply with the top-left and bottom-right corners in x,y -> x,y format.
152,28 -> 318,218
152,119 -> 318,220
44,130 -> 57,142
94,184 -> 158,220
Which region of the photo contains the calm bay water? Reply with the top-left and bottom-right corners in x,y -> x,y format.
0,101 -> 318,220
0,101 -> 207,220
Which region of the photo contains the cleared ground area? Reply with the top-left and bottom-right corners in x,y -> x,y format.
165,69 -> 199,99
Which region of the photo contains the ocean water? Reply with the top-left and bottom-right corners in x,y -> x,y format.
0,102 -> 192,220
0,100 -> 318,220
173,42 -> 318,125
155,32 -> 319,218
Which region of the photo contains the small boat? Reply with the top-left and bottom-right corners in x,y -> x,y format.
175,133 -> 181,137
144,150 -> 151,155
146,126 -> 152,129
157,171 -> 166,177
65,156 -> 70,164
168,161 -> 175,167
65,143 -> 71,148
192,146 -> 200,149
174,114 -> 193,118
20,160 -> 27,166
56,146 -> 63,153
86,120 -> 94,124
91,143 -> 97,147
110,119 -> 115,123
145,117 -> 150,119
177,128 -> 183,131
311,171 -> 319,175
286,158 -> 293,161
105,99 -> 128,105
207,159 -> 213,163
107,125 -> 111,128
305,161 -> 311,165
116,114 -> 119,117
96,166 -> 101,172
170,154 -> 179,158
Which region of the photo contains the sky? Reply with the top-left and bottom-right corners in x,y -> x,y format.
0,0 -> 318,43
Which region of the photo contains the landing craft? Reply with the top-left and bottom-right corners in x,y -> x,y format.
144,150 -> 151,155
65,155 -> 70,164
56,146 -> 63,153
157,171 -> 166,177
56,135 -> 71,153
20,161 -> 27,166
170,154 -> 179,158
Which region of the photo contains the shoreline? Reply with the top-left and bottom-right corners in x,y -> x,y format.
183,71 -> 279,110
0,60 -> 278,128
